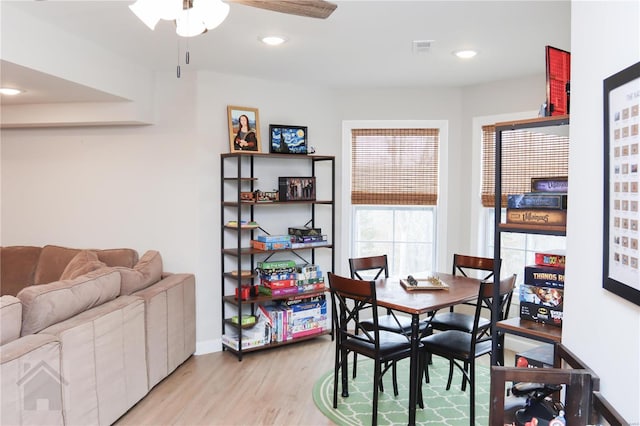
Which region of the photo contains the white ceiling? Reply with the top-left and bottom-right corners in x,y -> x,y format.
0,0 -> 571,105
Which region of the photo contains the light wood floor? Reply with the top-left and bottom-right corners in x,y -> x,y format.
116,337 -> 515,425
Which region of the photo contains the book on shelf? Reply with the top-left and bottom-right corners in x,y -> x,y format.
259,271 -> 297,281
524,265 -> 565,288
506,208 -> 567,226
260,278 -> 297,289
519,284 -> 564,308
290,240 -> 329,249
530,176 -> 568,193
257,260 -> 296,272
519,302 -> 563,327
255,234 -> 292,243
288,227 -> 322,236
534,250 -> 566,268
252,240 -> 292,250
507,192 -> 567,210
258,282 -> 325,297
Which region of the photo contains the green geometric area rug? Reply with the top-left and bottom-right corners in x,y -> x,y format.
312,357 -> 489,426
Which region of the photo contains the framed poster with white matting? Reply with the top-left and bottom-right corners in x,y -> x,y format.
603,60 -> 640,307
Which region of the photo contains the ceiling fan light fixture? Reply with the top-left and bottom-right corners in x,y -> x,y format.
197,0 -> 230,30
129,0 -> 161,30
130,0 -> 229,36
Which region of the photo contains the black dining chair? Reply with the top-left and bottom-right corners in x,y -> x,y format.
349,255 -> 417,334
420,274 -> 517,426
429,254 -> 500,334
328,272 -> 422,426
349,255 -> 431,379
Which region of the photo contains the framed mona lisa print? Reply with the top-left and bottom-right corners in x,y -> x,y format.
227,105 -> 261,153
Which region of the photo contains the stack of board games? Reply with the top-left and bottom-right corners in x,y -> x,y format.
288,226 -> 328,249
256,261 -> 325,297
506,176 -> 568,226
519,249 -> 565,327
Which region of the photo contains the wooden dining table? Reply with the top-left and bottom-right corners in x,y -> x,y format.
374,272 -> 483,426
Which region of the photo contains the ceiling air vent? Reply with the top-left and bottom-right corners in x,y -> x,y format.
412,40 -> 433,54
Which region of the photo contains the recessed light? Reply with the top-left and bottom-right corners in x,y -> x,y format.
260,35 -> 288,46
454,50 -> 477,59
0,88 -> 23,96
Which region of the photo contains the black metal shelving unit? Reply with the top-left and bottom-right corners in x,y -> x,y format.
220,152 -> 335,360
491,115 -> 570,366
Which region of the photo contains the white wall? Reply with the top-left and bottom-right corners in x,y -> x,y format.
564,1 -> 640,422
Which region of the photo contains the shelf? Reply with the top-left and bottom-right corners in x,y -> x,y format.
224,318 -> 259,329
498,223 -> 566,236
496,317 -> 562,344
222,200 -> 333,207
221,152 -> 335,161
222,329 -> 331,354
494,114 -> 570,130
223,287 -> 327,305
222,245 -> 333,256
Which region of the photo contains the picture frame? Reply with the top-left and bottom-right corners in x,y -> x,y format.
227,105 -> 261,152
603,60 -> 640,307
278,177 -> 316,201
269,124 -> 308,154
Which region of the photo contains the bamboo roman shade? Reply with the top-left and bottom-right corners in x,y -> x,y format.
351,128 -> 439,205
481,125 -> 569,207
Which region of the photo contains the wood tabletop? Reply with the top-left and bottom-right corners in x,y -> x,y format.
375,272 -> 481,315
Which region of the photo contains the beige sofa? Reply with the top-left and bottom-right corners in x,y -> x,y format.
0,245 -> 196,425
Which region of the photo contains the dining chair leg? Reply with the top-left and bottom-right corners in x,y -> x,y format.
372,360 -> 381,426
469,362 -> 476,426
445,359 -> 454,390
341,349 -> 350,398
392,361 -> 399,396
333,344 -> 340,408
353,352 -> 358,378
461,361 -> 469,391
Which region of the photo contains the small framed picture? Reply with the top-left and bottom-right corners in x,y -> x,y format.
278,177 -> 316,201
227,105 -> 261,152
269,124 -> 308,154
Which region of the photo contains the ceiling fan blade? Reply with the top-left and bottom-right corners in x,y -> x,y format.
229,0 -> 337,19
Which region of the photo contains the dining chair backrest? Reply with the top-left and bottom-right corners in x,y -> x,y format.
452,254 -> 498,281
472,274 -> 517,345
328,272 -> 381,349
348,255 -> 389,281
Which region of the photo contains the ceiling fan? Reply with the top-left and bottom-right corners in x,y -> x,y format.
129,0 -> 337,38
229,0 -> 337,20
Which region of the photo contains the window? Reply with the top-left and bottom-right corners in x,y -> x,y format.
480,124 -> 568,287
351,128 -> 439,276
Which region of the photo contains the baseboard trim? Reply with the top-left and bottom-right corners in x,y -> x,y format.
195,338 -> 222,355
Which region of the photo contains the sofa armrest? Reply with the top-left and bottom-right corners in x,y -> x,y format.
133,273 -> 195,389
1,333 -> 64,426
1,295 -> 22,345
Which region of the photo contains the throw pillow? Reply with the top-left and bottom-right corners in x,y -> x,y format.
118,250 -> 163,295
60,250 -> 107,280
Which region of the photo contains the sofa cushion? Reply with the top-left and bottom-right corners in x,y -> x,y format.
17,269 -> 121,336
60,250 -> 107,280
33,245 -> 81,285
0,246 -> 42,296
33,245 -> 139,285
118,250 -> 163,296
96,248 -> 139,269
0,295 -> 22,345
